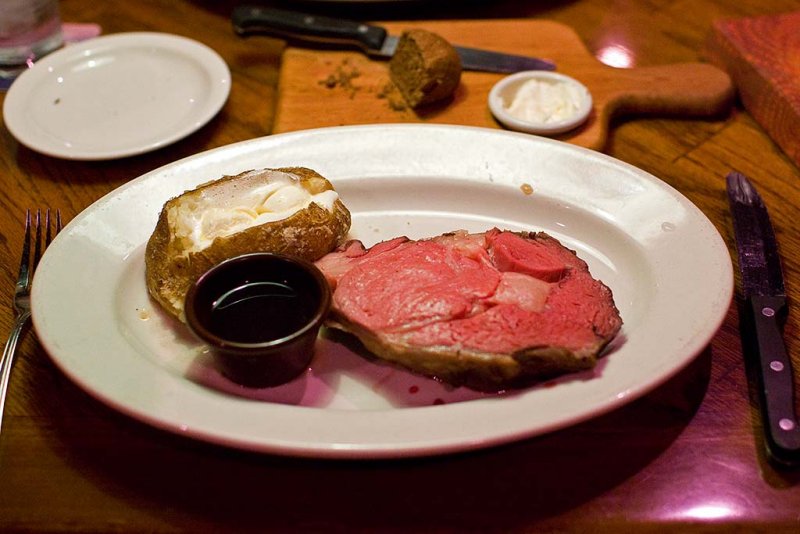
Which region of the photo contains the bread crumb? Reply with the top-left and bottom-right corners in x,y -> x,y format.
319,59 -> 362,98
377,82 -> 408,111
319,59 -> 419,114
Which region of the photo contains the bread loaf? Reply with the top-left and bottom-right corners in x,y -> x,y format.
389,29 -> 462,108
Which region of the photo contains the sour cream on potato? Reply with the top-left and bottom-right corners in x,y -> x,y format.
170,169 -> 339,254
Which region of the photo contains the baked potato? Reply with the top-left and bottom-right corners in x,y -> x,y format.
145,166 -> 351,320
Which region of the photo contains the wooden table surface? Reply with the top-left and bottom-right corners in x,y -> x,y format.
2,0 -> 800,531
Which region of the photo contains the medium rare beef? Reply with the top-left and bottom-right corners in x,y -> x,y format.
315,228 -> 623,391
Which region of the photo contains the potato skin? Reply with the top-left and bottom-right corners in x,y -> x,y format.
145,167 -> 351,320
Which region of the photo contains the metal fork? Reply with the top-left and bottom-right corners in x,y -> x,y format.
0,209 -> 62,434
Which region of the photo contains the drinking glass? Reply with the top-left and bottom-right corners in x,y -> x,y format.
0,0 -> 63,89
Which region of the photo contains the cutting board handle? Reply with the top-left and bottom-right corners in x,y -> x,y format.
606,62 -> 734,117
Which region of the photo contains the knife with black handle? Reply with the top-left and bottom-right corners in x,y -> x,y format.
231,5 -> 557,74
727,171 -> 800,467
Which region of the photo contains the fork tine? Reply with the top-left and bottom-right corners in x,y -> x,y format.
17,210 -> 32,293
45,208 -> 53,246
31,209 -> 43,284
34,209 -> 62,273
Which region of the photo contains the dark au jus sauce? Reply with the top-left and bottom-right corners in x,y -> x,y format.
209,280 -> 316,344
185,253 -> 331,388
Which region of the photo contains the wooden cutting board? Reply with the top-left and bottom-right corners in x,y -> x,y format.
704,11 -> 800,168
273,19 -> 734,150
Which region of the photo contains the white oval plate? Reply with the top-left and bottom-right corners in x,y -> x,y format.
3,32 -> 230,160
31,124 -> 732,459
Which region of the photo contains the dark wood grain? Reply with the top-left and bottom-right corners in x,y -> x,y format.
1,0 -> 800,531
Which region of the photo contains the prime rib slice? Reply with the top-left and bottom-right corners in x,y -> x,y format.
314,228 -> 623,391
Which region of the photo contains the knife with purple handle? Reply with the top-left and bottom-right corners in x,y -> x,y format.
727,171 -> 800,467
231,5 -> 557,74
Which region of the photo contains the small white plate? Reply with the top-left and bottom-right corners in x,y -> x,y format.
32,124 -> 732,459
3,32 -> 230,160
489,71 -> 592,135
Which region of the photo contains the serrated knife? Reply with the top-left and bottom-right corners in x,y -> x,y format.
727,171 -> 800,467
232,5 -> 557,74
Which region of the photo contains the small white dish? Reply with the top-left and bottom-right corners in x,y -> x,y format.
2,32 -> 231,160
489,71 -> 592,135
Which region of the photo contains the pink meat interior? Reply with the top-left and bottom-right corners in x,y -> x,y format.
316,229 -> 621,355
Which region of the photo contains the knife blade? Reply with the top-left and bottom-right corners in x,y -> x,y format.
726,171 -> 800,467
231,5 -> 557,74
